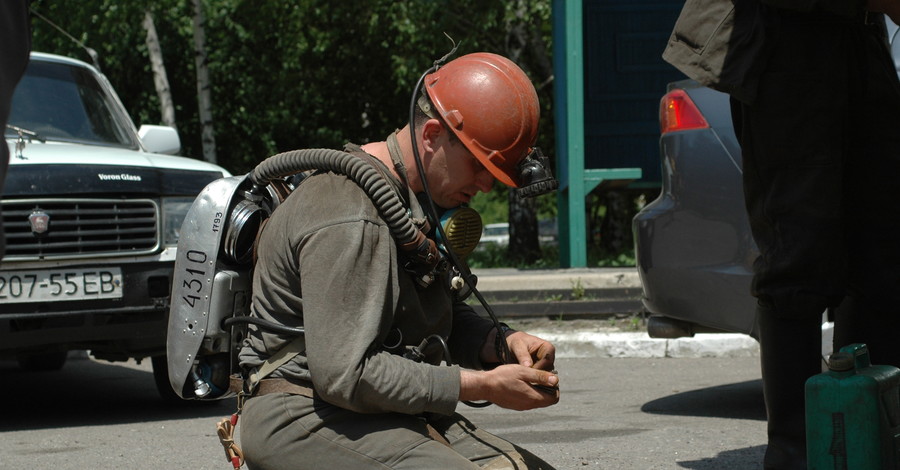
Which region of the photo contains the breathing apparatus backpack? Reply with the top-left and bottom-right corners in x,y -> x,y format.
165,51 -> 559,402
165,141 -> 557,401
164,147 -> 482,400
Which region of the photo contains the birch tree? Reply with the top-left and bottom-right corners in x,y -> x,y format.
192,0 -> 217,164
142,9 -> 176,129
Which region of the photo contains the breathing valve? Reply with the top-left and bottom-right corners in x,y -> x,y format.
190,367 -> 212,398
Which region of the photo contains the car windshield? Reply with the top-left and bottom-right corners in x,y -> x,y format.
5,60 -> 138,148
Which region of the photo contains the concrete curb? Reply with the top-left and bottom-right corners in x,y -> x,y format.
469,267 -> 645,318
471,267 -> 761,358
472,267 -> 640,293
533,331 -> 760,359
521,321 -> 832,361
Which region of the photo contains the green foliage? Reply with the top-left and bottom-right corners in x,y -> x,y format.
466,241 -> 635,269
468,184 -> 508,225
467,243 -> 559,270
25,0 -> 638,268
470,183 -> 557,227
569,278 -> 585,300
28,0 -> 554,176
590,246 -> 636,268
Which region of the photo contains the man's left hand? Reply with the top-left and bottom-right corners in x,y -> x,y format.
505,330 -> 556,371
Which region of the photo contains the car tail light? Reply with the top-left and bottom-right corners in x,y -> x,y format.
659,89 -> 709,134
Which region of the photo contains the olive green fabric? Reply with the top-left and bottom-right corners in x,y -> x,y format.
240,393 -> 556,470
238,154 -> 494,416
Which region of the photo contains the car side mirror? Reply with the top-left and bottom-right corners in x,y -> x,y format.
138,125 -> 181,155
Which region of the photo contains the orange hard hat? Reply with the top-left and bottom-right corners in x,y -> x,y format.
423,52 -> 540,187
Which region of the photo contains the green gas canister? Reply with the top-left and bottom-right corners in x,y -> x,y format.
805,343 -> 900,469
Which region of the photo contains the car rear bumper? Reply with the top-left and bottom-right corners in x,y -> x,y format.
633,127 -> 758,336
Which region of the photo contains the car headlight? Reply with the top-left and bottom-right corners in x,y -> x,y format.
162,197 -> 196,246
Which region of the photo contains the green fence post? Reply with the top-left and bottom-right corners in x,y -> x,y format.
553,0 -> 587,268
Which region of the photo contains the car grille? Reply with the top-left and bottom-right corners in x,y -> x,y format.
1,198 -> 160,259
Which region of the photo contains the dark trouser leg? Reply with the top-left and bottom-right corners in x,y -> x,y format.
756,305 -> 822,470
732,16 -> 869,470
0,0 -> 32,257
737,14 -> 900,468
831,20 -> 900,370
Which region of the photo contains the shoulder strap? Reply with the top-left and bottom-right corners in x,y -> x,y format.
385,132 -> 429,225
246,335 -> 306,392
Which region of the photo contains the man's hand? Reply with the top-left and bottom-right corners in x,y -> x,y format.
459,365 -> 560,411
468,327 -> 560,410
507,330 -> 556,371
480,326 -> 556,371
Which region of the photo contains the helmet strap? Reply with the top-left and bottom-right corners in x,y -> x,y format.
417,94 -> 436,119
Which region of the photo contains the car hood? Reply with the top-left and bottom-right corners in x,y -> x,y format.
7,140 -> 228,172
3,140 -> 230,197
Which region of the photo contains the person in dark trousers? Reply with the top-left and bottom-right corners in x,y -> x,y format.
236,52 -> 560,470
0,0 -> 32,257
663,1 -> 900,468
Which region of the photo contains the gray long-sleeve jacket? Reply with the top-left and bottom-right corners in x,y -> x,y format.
238,156 -> 494,416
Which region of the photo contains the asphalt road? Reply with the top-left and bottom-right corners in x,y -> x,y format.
0,354 -> 767,469
464,356 -> 767,469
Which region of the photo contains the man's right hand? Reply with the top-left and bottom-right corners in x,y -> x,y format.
459,365 -> 560,411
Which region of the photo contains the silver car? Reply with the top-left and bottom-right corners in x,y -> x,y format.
634,17 -> 900,340
633,79 -> 757,339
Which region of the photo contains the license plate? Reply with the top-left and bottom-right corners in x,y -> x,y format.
0,268 -> 123,304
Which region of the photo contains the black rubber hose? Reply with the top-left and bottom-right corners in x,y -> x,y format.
222,316 -> 304,337
249,148 -> 419,246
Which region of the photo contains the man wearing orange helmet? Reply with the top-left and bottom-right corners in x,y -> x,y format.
236,52 -> 559,469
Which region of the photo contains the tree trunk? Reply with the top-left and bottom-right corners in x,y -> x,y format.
508,189 -> 541,264
142,10 -> 176,129
599,190 -> 632,254
192,0 -> 217,164
503,0 -> 550,264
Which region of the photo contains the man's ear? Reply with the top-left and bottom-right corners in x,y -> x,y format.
420,118 -> 444,154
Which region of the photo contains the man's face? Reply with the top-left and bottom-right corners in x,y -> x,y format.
425,129 -> 495,209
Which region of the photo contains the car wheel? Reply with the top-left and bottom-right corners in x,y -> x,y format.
151,355 -> 192,404
17,351 -> 68,371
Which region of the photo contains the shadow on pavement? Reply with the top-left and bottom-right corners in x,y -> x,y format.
0,355 -> 234,432
640,379 -> 766,421
677,445 -> 768,469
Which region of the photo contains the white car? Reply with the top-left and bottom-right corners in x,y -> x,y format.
1,52 -> 229,400
480,222 -> 510,246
